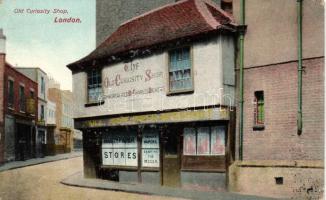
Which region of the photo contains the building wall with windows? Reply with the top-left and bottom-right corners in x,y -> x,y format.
3,63 -> 38,161
61,90 -> 74,129
73,35 -> 235,118
47,101 -> 56,125
48,87 -> 62,144
229,0 -> 324,199
15,67 -> 49,157
70,0 -> 237,191
15,68 -> 49,124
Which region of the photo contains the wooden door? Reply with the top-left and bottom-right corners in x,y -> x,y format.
162,128 -> 180,187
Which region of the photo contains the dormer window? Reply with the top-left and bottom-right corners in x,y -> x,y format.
87,69 -> 102,103
168,47 -> 193,94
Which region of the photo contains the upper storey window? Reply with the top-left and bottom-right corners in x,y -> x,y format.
87,70 -> 102,103
168,47 -> 193,94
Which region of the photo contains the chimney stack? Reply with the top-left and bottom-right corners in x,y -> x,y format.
0,29 -> 6,55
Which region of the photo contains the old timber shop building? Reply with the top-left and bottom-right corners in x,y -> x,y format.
68,0 -> 238,190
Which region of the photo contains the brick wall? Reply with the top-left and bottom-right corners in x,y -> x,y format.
241,57 -> 324,160
4,64 -> 38,118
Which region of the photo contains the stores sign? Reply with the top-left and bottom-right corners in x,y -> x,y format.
101,130 -> 160,168
102,133 -> 137,166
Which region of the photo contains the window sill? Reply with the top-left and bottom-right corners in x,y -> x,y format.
167,89 -> 194,96
253,124 -> 265,131
85,100 -> 105,107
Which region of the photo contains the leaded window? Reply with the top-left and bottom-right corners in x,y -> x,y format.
87,70 -> 102,103
169,47 -> 193,93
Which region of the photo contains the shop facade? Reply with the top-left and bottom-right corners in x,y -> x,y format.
76,107 -> 235,189
69,0 -> 237,190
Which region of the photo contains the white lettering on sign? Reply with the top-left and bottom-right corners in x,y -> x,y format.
142,149 -> 159,167
142,130 -> 160,167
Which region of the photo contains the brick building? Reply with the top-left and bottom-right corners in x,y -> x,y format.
16,67 -> 49,157
228,0 -> 324,199
48,83 -> 74,154
0,29 -> 38,162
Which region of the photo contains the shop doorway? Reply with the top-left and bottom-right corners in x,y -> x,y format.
162,128 -> 181,187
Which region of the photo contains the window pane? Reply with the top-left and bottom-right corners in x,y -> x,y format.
197,127 -> 210,155
255,91 -> 264,124
102,130 -> 138,167
183,128 -> 196,155
211,126 -> 225,155
169,47 -> 192,92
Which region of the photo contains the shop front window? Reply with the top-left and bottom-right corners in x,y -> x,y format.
102,130 -> 138,167
183,126 -> 225,156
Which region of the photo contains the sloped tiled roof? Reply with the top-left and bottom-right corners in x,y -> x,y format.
68,0 -> 237,70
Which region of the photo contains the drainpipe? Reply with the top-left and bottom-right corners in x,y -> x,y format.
238,0 -> 246,160
297,0 -> 303,135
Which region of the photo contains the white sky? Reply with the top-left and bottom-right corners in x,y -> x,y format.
0,0 -> 96,90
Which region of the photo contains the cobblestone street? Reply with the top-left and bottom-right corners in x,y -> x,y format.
0,157 -> 185,200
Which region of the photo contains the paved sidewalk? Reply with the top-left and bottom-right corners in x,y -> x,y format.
0,151 -> 82,172
61,172 -> 281,200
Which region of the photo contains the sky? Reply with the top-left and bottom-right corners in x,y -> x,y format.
0,0 -> 96,90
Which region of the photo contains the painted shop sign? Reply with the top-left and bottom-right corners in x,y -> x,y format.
101,130 -> 160,167
102,61 -> 165,100
142,130 -> 160,167
102,132 -> 138,166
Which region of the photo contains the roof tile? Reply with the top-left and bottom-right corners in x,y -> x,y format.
68,0 -> 237,70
